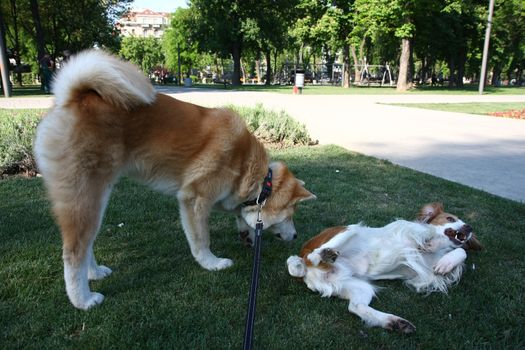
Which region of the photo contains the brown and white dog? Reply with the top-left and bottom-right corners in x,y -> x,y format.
287,203 -> 481,333
34,50 -> 315,310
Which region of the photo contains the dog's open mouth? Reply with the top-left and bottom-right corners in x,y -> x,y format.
444,226 -> 473,244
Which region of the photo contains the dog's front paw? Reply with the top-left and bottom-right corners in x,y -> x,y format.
72,292 -> 105,311
386,316 -> 416,334
434,249 -> 466,275
434,258 -> 455,275
197,255 -> 234,271
88,265 -> 113,280
239,231 -> 253,247
320,248 -> 340,264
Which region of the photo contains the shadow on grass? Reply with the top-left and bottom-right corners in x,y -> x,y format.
1,85 -> 50,98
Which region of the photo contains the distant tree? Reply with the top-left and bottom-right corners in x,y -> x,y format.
253,0 -> 298,84
353,0 -> 437,91
190,0 -> 296,86
2,0 -> 131,79
163,8 -> 199,80
28,0 -> 45,61
290,0 -> 327,65
489,0 -> 525,85
119,36 -> 164,73
315,1 -> 354,88
37,0 -> 131,55
431,0 -> 480,87
189,0 -> 246,86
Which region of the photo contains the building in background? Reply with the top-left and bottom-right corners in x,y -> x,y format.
117,8 -> 171,38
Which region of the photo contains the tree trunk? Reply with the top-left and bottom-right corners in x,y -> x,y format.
0,8 -> 12,97
29,0 -> 45,61
342,43 -> 350,88
409,41 -> 414,85
273,51 -> 277,80
351,37 -> 366,84
448,58 -> 455,87
396,38 -> 412,91
350,46 -> 360,84
255,58 -> 261,84
491,65 -> 502,86
265,50 -> 272,85
232,39 -> 241,86
324,46 -> 335,82
240,59 -> 246,83
456,49 -> 467,88
9,0 -> 23,86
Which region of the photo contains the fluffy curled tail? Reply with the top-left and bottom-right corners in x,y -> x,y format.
52,49 -> 156,110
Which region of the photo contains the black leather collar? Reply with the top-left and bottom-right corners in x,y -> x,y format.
243,168 -> 273,206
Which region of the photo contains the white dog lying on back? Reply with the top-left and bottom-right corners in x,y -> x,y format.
287,203 -> 481,333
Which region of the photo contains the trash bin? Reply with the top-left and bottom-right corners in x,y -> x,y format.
295,69 -> 305,88
184,77 -> 192,87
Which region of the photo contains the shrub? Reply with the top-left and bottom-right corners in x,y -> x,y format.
229,103 -> 316,147
0,104 -> 315,177
0,109 -> 44,177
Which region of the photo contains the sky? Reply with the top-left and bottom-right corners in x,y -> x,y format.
131,0 -> 188,12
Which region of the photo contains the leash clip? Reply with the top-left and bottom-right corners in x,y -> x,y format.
256,204 -> 264,233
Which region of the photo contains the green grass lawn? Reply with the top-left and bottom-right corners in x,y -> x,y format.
1,85 -> 50,98
389,102 -> 525,115
1,145 -> 524,349
4,83 -> 524,98
186,83 -> 525,95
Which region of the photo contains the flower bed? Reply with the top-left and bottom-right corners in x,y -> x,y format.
488,109 -> 525,120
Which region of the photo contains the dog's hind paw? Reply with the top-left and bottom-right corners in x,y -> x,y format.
320,248 -> 340,264
386,317 -> 416,334
88,265 -> 113,280
287,255 -> 306,277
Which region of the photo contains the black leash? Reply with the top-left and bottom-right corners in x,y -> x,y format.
242,213 -> 264,350
242,169 -> 273,350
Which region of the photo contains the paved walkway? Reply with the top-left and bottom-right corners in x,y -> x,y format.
2,87 -> 525,203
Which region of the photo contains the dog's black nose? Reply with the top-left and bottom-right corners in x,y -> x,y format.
293,233 -> 298,239
461,224 -> 473,234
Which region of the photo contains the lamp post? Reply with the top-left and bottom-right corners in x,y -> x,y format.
479,0 -> 495,95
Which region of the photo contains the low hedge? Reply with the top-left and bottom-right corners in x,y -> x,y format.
0,109 -> 44,177
0,104 -> 315,177
229,103 -> 316,147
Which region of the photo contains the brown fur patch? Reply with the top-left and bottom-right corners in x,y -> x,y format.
300,226 -> 347,269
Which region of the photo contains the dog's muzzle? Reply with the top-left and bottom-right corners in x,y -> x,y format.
444,225 -> 473,245
275,232 -> 298,241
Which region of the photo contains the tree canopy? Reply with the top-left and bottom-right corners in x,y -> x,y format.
1,0 -> 524,90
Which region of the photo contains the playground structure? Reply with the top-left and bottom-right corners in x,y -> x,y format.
274,62 -> 395,87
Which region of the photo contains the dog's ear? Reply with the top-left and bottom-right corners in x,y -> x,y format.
294,183 -> 317,203
464,233 -> 483,251
417,202 -> 444,223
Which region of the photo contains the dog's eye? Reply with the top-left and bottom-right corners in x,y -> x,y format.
446,216 -> 456,223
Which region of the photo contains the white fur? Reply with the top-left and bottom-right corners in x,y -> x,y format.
287,219 -> 471,332
64,242 -> 105,310
52,49 -> 156,109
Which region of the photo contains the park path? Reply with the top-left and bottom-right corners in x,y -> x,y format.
2,87 -> 525,203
